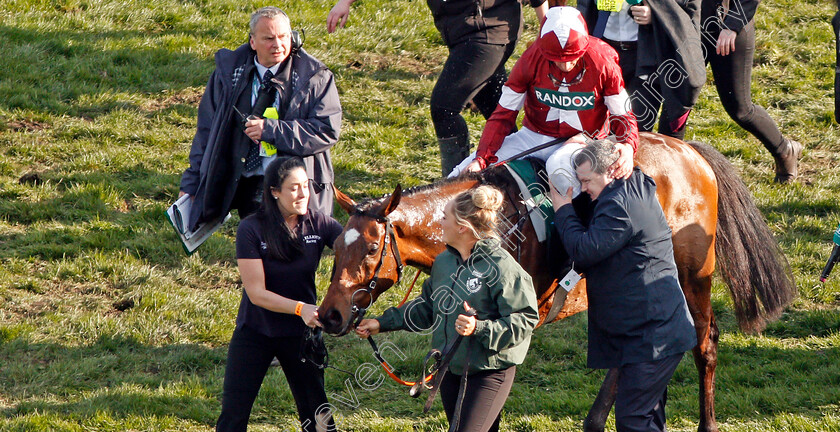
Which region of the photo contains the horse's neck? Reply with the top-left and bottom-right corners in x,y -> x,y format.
390,180 -> 478,269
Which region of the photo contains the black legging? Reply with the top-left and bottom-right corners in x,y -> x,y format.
431,39 -> 517,136
702,16 -> 786,155
615,45 -> 693,139
439,366 -> 516,432
431,39 -> 517,174
216,325 -> 334,432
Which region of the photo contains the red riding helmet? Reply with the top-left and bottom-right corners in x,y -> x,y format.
538,6 -> 590,62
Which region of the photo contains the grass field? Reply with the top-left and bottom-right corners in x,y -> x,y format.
1,0 -> 839,431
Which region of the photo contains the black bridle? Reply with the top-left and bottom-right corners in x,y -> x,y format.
348,210 -> 405,328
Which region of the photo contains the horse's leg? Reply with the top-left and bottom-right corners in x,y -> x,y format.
693,313 -> 719,432
682,273 -> 720,432
583,368 -> 618,432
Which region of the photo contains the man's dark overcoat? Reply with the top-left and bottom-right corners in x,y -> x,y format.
180,44 -> 341,230
554,168 -> 696,369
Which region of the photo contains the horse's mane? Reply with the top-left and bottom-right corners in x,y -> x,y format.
352,159 -> 548,216
353,172 -> 485,213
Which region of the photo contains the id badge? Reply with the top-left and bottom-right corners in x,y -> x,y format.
260,141 -> 277,157
597,0 -> 623,13
259,106 -> 279,157
559,268 -> 582,292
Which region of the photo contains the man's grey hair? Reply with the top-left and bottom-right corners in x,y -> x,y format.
573,139 -> 618,175
249,7 -> 290,35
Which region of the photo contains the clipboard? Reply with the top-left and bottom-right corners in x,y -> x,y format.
166,194 -> 231,255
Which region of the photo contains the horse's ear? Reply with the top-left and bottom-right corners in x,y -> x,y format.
380,184 -> 402,217
333,185 -> 357,215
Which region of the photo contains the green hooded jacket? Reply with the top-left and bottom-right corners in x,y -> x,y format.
377,238 -> 539,375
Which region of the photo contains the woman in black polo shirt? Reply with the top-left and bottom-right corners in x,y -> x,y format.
216,156 -> 343,432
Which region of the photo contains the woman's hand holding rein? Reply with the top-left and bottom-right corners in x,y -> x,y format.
296,302 -> 322,328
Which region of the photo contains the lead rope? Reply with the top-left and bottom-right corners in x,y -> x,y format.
398,268 -> 422,307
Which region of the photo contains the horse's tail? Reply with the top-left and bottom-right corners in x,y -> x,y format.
688,141 -> 797,333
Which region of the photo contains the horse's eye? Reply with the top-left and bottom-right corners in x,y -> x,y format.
367,244 -> 379,255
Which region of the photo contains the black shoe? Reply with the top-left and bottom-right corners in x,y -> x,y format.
773,139 -> 803,184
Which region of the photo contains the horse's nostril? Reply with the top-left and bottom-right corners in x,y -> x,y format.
320,307 -> 344,333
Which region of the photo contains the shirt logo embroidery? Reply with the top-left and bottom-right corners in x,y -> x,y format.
303,234 -> 321,245
534,88 -> 595,111
466,277 -> 482,294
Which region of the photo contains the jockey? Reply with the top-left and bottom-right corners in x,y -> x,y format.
451,6 -> 639,195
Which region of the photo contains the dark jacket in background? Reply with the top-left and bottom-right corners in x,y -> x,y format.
703,0 -> 759,34
427,0 -> 544,47
636,0 -> 706,118
554,168 -> 696,369
576,0 -> 600,35
180,44 -> 341,231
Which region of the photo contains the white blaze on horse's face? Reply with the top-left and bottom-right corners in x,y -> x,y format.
344,228 -> 361,246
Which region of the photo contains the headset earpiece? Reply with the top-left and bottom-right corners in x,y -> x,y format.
290,29 -> 304,55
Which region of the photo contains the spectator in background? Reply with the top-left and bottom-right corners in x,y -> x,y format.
582,0 -> 705,139
577,0 -> 656,129
700,0 -> 802,183
180,6 -> 341,235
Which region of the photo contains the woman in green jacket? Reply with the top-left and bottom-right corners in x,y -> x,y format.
356,185 -> 539,432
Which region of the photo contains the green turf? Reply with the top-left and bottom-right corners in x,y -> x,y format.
1,0 -> 839,430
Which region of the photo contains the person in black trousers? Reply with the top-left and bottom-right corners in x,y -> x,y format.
327,0 -> 547,176
701,0 -> 802,183
216,156 -> 343,432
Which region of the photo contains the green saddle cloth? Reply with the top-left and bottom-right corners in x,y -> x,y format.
503,159 -> 554,243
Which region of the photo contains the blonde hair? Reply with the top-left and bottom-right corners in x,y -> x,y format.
451,185 -> 504,239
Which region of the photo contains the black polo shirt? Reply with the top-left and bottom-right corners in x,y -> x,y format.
235,211 -> 343,338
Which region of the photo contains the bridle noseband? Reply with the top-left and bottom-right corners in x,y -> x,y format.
349,209 -> 404,328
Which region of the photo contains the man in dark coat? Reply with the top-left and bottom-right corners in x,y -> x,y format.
551,139 -> 696,432
179,7 -> 341,232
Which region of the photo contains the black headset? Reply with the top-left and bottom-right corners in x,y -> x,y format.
290,29 -> 304,55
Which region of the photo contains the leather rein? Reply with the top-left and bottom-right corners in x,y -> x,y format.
348,209 -> 404,327
346,209 -> 437,389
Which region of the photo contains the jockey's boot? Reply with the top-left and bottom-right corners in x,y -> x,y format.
772,138 -> 803,184
439,134 -> 470,177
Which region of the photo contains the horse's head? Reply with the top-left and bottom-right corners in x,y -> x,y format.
319,185 -> 405,335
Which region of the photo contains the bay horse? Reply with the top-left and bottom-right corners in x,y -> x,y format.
318,133 -> 796,432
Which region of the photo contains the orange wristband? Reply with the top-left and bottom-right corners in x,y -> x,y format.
294,302 -> 304,316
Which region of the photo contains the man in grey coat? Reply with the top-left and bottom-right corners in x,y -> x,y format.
179,7 -> 341,231
551,139 -> 696,432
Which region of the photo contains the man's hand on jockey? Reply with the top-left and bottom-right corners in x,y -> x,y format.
609,142 -> 634,179
565,133 -> 588,146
